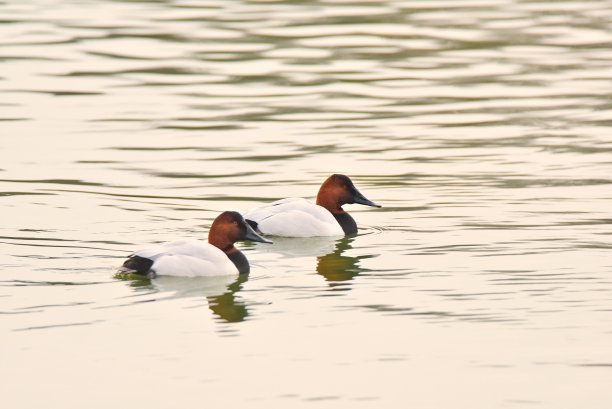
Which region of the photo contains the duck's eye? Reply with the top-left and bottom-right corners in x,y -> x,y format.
233,221 -> 238,225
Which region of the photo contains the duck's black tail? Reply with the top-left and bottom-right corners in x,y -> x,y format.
119,256 -> 154,276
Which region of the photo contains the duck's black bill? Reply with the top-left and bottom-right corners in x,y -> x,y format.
244,223 -> 273,244
352,189 -> 382,208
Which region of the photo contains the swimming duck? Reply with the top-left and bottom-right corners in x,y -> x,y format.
244,174 -> 381,237
118,211 -> 271,277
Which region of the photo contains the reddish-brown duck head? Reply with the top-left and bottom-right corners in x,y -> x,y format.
208,211 -> 271,252
315,174 -> 381,214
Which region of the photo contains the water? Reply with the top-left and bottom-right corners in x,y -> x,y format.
2,0 -> 612,407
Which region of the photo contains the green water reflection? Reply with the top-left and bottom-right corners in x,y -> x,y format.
316,236 -> 372,285
207,274 -> 249,323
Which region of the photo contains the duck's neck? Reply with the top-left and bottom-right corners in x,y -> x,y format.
225,247 -> 250,274
209,235 -> 250,274
208,232 -> 232,252
317,186 -> 356,234
333,212 -> 358,235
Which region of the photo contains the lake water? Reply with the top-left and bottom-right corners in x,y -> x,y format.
2,0 -> 612,407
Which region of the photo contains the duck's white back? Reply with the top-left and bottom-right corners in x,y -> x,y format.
244,198 -> 344,237
132,239 -> 238,277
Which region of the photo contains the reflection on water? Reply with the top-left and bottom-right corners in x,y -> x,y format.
125,273 -> 251,323
316,236 -> 371,285
251,236 -> 337,258
207,274 -> 249,323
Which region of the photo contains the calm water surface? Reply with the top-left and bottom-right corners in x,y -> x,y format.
2,0 -> 612,407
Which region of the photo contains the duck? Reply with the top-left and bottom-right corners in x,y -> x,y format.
244,174 -> 381,237
118,211 -> 271,277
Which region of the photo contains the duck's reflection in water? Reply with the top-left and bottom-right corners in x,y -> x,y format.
250,236 -> 337,258
149,274 -> 250,323
252,235 -> 371,287
316,236 -> 371,286
206,274 -> 249,323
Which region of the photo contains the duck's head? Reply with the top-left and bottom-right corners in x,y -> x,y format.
209,211 -> 272,251
316,174 -> 381,213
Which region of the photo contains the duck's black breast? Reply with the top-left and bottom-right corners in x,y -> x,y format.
333,212 -> 357,235
227,250 -> 250,274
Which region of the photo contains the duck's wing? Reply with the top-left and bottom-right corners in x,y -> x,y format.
152,254 -> 237,277
243,198 -> 304,221
244,198 -> 344,237
132,240 -> 238,276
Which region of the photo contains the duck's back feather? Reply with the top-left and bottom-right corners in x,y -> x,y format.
244,198 -> 344,237
131,239 -> 238,277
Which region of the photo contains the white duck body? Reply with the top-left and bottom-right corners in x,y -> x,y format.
244,198 -> 344,237
131,239 -> 239,277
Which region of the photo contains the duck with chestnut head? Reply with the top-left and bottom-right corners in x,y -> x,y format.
118,211 -> 271,277
244,174 -> 381,237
